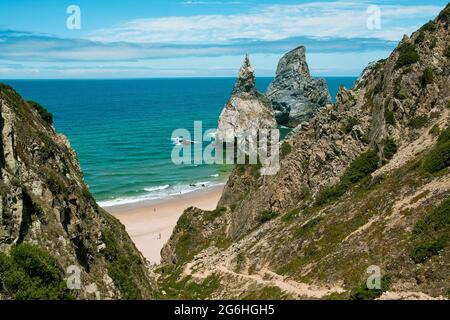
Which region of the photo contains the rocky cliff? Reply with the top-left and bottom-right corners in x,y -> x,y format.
158,4 -> 450,300
0,85 -> 154,299
217,55 -> 276,144
266,46 -> 331,127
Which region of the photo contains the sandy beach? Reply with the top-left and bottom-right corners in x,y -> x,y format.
104,184 -> 224,265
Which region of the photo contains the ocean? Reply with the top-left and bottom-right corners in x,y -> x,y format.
2,77 -> 357,206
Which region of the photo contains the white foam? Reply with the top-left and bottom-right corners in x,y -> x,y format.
144,185 -> 169,192
98,180 -> 223,208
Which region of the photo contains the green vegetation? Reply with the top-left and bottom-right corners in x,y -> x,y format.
408,115 -> 428,129
258,210 -> 278,224
410,235 -> 449,263
280,141 -> 292,158
410,197 -> 450,263
414,31 -> 425,44
157,270 -> 221,300
350,276 -> 391,300
373,80 -> 383,95
293,217 -> 323,238
384,108 -> 395,126
413,198 -> 450,237
421,67 -> 434,87
315,150 -> 379,205
101,229 -> 144,299
382,138 -> 398,160
395,43 -> 419,69
430,37 -> 437,49
437,3 -> 450,23
343,117 -> 359,133
437,126 -> 450,144
206,207 -> 227,222
27,100 -> 53,126
0,243 -> 73,300
421,127 -> 450,173
46,169 -> 66,195
236,157 -> 262,178
420,20 -> 437,32
242,286 -> 288,299
445,45 -> 450,58
429,124 -> 441,137
38,131 -> 59,161
422,142 -> 450,173
282,207 -> 300,222
393,78 -> 406,100
170,209 -> 230,268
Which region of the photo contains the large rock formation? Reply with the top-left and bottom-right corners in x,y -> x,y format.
158,4 -> 450,300
0,85 -> 154,299
217,55 -> 276,143
266,46 -> 331,127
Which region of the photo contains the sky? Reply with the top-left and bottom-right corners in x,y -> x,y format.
0,0 -> 447,78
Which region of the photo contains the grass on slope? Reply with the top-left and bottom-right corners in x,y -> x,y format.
410,197 -> 450,263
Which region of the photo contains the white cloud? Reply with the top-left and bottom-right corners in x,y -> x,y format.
90,1 -> 441,43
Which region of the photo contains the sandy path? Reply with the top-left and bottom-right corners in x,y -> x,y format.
104,185 -> 224,265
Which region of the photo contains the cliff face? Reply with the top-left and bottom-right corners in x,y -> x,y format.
159,5 -> 450,300
217,55 -> 276,143
0,86 -> 153,299
266,46 -> 331,127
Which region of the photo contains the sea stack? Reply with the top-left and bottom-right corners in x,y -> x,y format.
217,55 -> 276,143
266,46 -> 331,127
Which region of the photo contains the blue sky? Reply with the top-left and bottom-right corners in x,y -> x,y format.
0,0 -> 447,78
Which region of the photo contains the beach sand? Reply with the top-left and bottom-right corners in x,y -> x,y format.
105,185 -> 224,265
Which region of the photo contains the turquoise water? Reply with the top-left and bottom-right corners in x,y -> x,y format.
2,77 -> 356,206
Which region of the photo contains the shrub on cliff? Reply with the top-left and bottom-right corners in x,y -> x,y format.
420,20 -> 437,32
384,109 -> 395,126
0,243 -> 73,300
28,100 -> 53,125
412,197 -> 450,237
421,67 -> 434,87
422,141 -> 450,173
343,117 -> 359,133
280,141 -> 292,158
411,196 -> 449,263
437,126 -> 450,144
415,31 -> 425,44
293,217 -> 323,238
101,229 -> 144,299
437,3 -> 450,23
422,127 -> 450,173
350,275 -> 391,300
429,124 -> 441,137
393,78 -> 406,100
410,195 -> 450,263
395,43 -> 419,69
411,235 -> 449,263
259,210 -> 278,223
382,138 -> 398,160
341,150 -> 379,185
409,115 -> 428,129
445,45 -> 450,58
315,150 -> 379,205
207,206 -> 227,221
